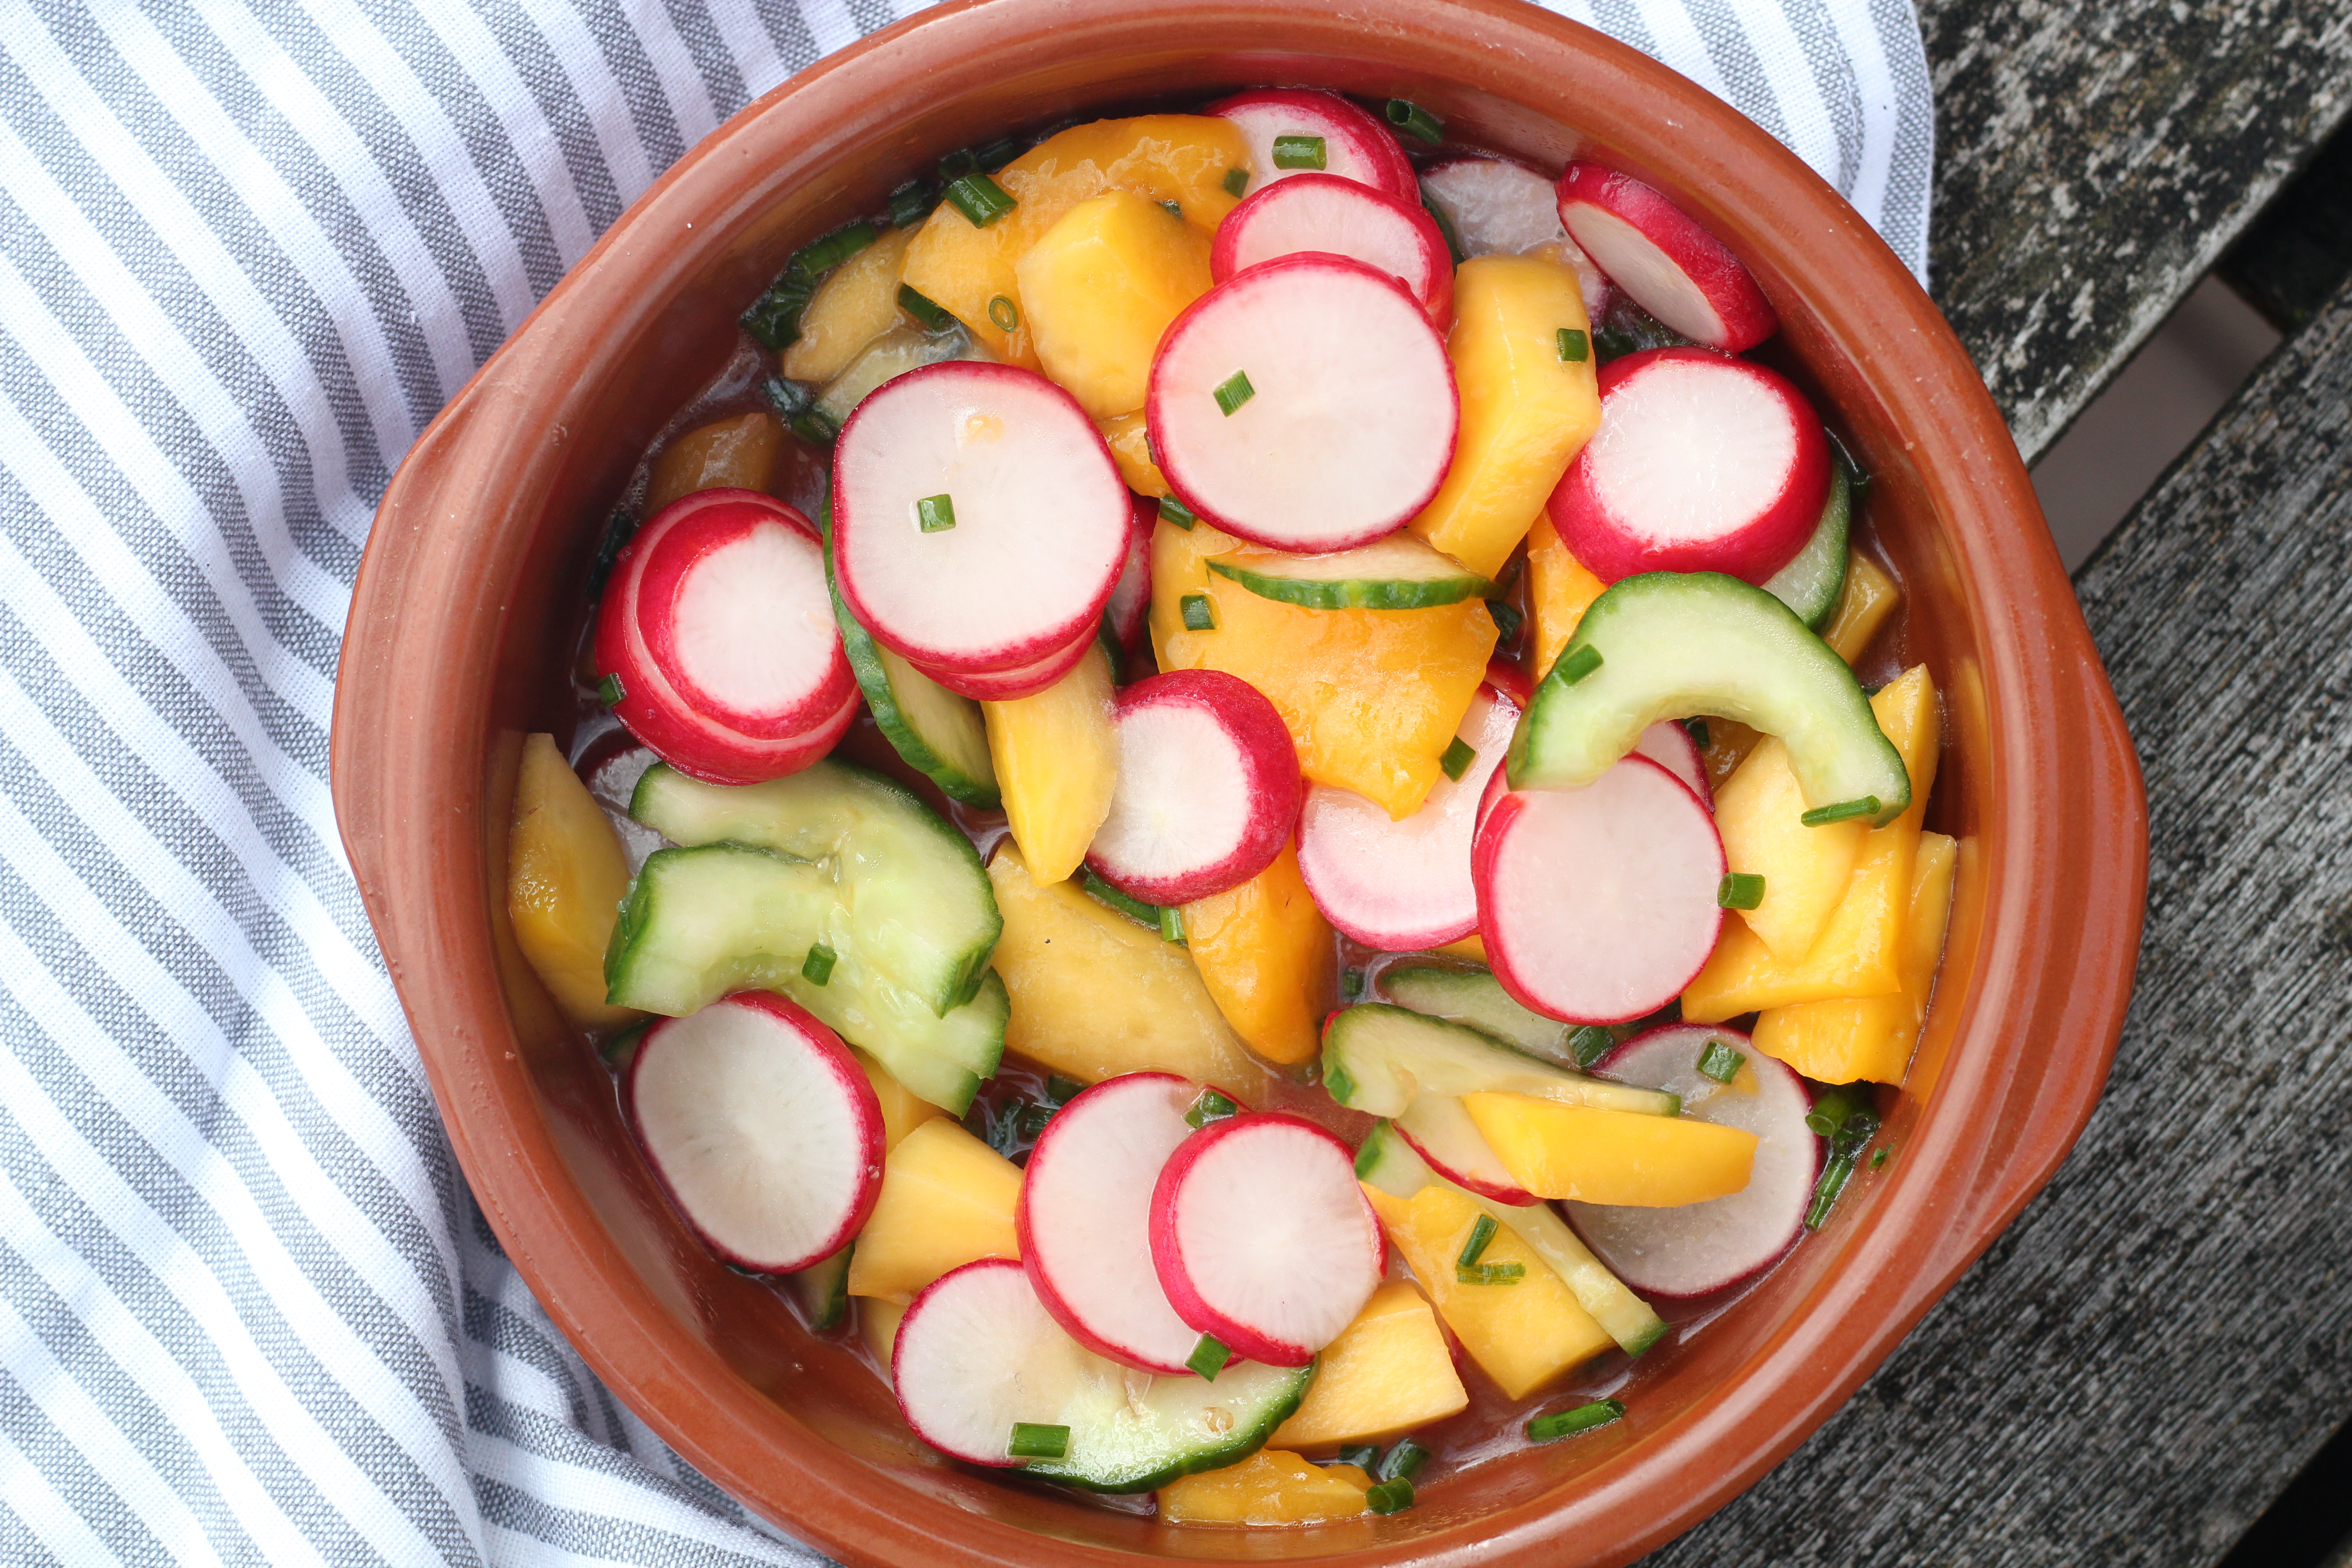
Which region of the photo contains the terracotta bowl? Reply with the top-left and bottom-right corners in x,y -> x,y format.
331,0 -> 2147,1562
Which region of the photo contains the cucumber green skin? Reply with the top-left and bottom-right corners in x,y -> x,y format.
1207,556 -> 1496,611
1509,571 -> 1910,826
789,1243 -> 853,1332
1352,1118 -> 1434,1198
1322,1003 -> 1678,1119
1378,964 -> 1575,1063
1023,1359 -> 1317,1493
1762,462 -> 1850,629
827,542 -> 1001,807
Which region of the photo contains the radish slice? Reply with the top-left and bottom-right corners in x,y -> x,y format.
1635,718 -> 1710,808
833,360 -> 1129,674
1211,173 -> 1454,329
909,621 -> 1097,701
1547,347 -> 1831,585
624,992 -> 884,1274
1393,1093 -> 1541,1206
892,1259 -> 1093,1467
1019,1073 -> 1226,1375
1419,156 -> 1610,311
1484,656 -> 1533,709
1298,681 -> 1519,951
1148,254 -> 1457,552
1086,670 -> 1302,905
1204,88 -> 1417,203
1567,1024 -> 1818,1296
1149,1112 -> 1383,1366
1475,753 -> 1726,1024
1104,494 -> 1155,654
1555,163 -> 1777,352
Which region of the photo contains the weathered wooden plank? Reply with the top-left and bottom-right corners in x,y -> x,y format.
1641,277 -> 2352,1565
1919,0 -> 2351,459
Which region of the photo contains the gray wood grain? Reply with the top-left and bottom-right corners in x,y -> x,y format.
1641,274 -> 2352,1567
1919,0 -> 2352,458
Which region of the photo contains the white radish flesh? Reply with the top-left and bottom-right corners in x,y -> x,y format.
1635,718 -> 1711,808
892,1259 -> 1094,1466
1086,670 -> 1302,905
1419,156 -> 1610,310
1394,1093 -> 1541,1205
1205,88 -> 1418,202
640,505 -> 852,736
910,621 -> 1097,701
1211,174 -> 1453,328
1104,494 -> 1155,653
1555,162 -> 1777,352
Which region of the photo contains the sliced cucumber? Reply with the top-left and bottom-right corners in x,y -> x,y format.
779,956 -> 1007,1116
1207,534 -> 1495,611
1023,1357 -> 1315,1493
789,1243 -> 853,1332
828,541 -> 1000,807
1762,462 -> 1850,629
633,759 -> 1000,1017
1379,965 -> 1585,1065
1508,572 -> 1910,826
813,319 -> 990,429
1353,1118 -> 1433,1198
1321,1004 -> 1679,1119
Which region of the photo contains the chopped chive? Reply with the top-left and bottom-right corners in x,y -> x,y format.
788,408 -> 838,445
801,942 -> 838,986
1186,1333 -> 1230,1381
1527,1397 -> 1626,1443
1160,198 -> 1183,217
1180,593 -> 1217,632
1007,1422 -> 1070,1460
1556,643 -> 1603,685
1365,1478 -> 1416,1514
789,221 -> 877,281
1455,1261 -> 1525,1285
1455,1213 -> 1499,1268
1420,189 -> 1466,265
1800,795 -> 1880,827
1805,1084 -> 1869,1139
1871,1146 -> 1890,1169
975,136 -> 1022,172
587,508 -> 640,600
1375,1437 -> 1430,1482
1806,1154 -> 1857,1230
936,147 -> 978,180
943,172 -> 1017,227
916,494 -> 956,533
1212,370 -> 1255,416
1157,494 -> 1198,530
1046,1074 -> 1086,1106
1185,1088 -> 1238,1128
1717,872 -> 1766,910
740,279 -> 812,349
1336,1443 -> 1380,1472
888,178 -> 936,228
1805,1098 -> 1882,1229
1567,1024 -> 1615,1068
897,283 -> 956,333
1696,1038 -> 1744,1083
1384,98 -> 1444,146
987,294 -> 1019,333
1555,327 -> 1590,362
1223,167 -> 1249,198
1160,904 -> 1187,945
1082,869 -> 1163,929
1685,718 -> 1711,750
1340,968 -> 1365,1001
1271,133 -> 1327,170
596,672 -> 625,707
761,374 -> 816,418
1485,598 -> 1523,642
1440,737 -> 1477,782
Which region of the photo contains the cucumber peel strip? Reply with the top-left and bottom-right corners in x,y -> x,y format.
1761,462 -> 1850,629
1207,536 -> 1495,612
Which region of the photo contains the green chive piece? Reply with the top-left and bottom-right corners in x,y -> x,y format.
790,221 -> 877,281
987,294 -> 1019,333
1223,167 -> 1249,198
1046,1074 -> 1085,1106
888,179 -> 936,228
1440,737 -> 1477,782
943,172 -> 1017,227
1800,795 -> 1881,827
1527,1398 -> 1626,1443
1685,718 -> 1711,750
1805,1098 -> 1882,1229
1272,133 -> 1327,170
1455,1214 -> 1498,1269
936,147 -> 979,180
1213,370 -> 1255,416
1805,1084 -> 1869,1139
1806,1154 -> 1857,1230
1421,189 -> 1466,265
596,672 -> 625,707
1567,1024 -> 1616,1068
1376,1438 -> 1430,1482
1082,870 -> 1163,929
1340,969 -> 1365,1001
1161,199 -> 1183,217
1557,643 -> 1603,684
1187,1333 -> 1230,1381
1158,494 -> 1199,530
1555,327 -> 1590,362
740,279 -> 812,350
1365,1478 -> 1416,1514
1717,872 -> 1766,910
1185,1088 -> 1238,1129
916,494 -> 956,533
975,136 -> 1023,172
1384,98 -> 1444,146
1456,1261 -> 1526,1285
1336,1443 -> 1380,1472
1872,1146 -> 1890,1169
897,283 -> 956,333
788,408 -> 838,445
1485,598 -> 1523,642
1181,593 -> 1217,632
587,508 -> 640,599
1696,1039 -> 1745,1083
1007,1422 -> 1070,1460
1160,904 -> 1187,945
801,943 -> 838,986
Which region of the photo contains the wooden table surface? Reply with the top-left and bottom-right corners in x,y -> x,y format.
1645,2 -> 2352,1560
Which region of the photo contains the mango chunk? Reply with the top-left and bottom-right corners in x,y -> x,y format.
984,642 -> 1117,884
1460,1093 -> 1758,1207
900,116 -> 1249,368
853,1048 -> 945,1152
1098,411 -> 1169,496
1363,1182 -> 1611,1398
1437,933 -> 1487,963
1754,831 -> 1956,1083
844,1118 -> 1020,1304
986,843 -> 1267,1096
780,225 -> 915,385
1823,551 -> 1900,664
1270,1281 -> 1467,1449
642,411 -> 784,516
1409,255 -> 1602,580
1157,1450 -> 1370,1525
507,733 -> 640,1031
1017,191 -> 1211,419
1525,511 -> 1607,683
1182,840 -> 1335,1067
1715,736 -> 1869,962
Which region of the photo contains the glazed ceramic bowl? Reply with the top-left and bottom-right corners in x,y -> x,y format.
331,1 -> 2147,1562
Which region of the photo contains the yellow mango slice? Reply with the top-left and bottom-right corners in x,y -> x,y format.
1525,511 -> 1607,682
1098,411 -> 1168,496
900,116 -> 1250,368
507,733 -> 639,1031
844,1118 -> 1020,1304
1158,1450 -> 1370,1525
1181,840 -> 1334,1067
1715,736 -> 1868,961
1437,933 -> 1487,963
1016,191 -> 1211,419
779,226 -> 915,385
1460,1093 -> 1758,1207
860,1298 -> 906,1377
985,843 -> 1268,1096
1363,1182 -> 1611,1398
1824,551 -> 1900,664
1409,254 -> 1602,580
1754,831 -> 1955,1083
853,1048 -> 944,1152
1269,1282 -> 1467,1449
983,642 -> 1117,884
642,411 -> 784,515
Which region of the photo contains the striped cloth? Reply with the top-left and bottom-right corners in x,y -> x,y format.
0,1 -> 1931,1563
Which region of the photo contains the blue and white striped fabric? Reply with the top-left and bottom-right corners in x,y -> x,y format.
0,1 -> 1931,1562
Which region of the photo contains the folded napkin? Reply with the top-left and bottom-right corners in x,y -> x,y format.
0,1 -> 1929,1561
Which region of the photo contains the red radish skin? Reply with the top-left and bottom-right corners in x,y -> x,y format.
1212,174 -> 1454,329
1547,347 -> 1830,585
1484,657 -> 1533,708
1419,156 -> 1611,312
1204,88 -> 1417,203
1636,718 -> 1711,808
1148,1112 -> 1384,1366
1554,163 -> 1778,352
1298,681 -> 1520,951
624,992 -> 884,1274
909,621 -> 1097,701
1393,1093 -> 1542,1206
1086,670 -> 1302,905
892,1259 -> 1093,1466
1569,1024 -> 1819,1296
1018,1073 -> 1225,1375
833,360 -> 1129,674
1105,494 -> 1156,654
1148,254 -> 1457,552
1475,753 -> 1726,1024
